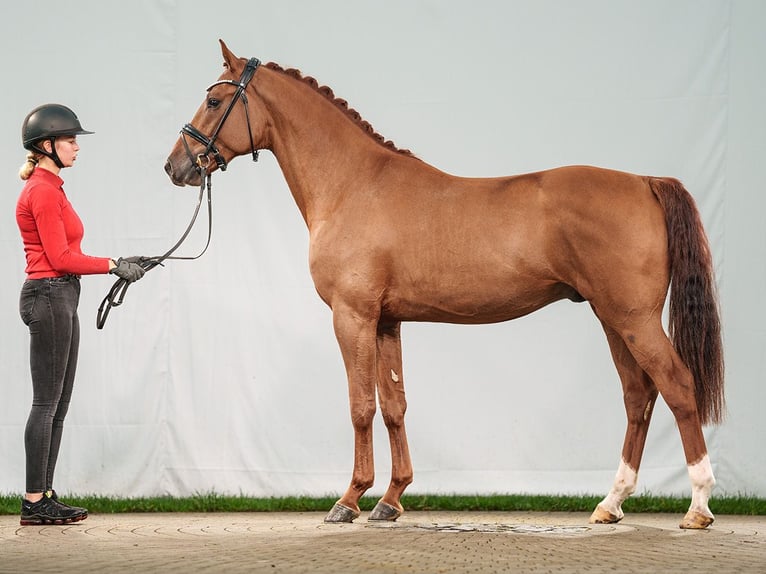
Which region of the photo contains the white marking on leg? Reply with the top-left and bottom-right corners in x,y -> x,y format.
642,400 -> 652,421
390,369 -> 399,383
688,454 -> 715,517
597,459 -> 638,519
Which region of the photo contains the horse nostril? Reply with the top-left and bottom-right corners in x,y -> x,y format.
164,160 -> 173,176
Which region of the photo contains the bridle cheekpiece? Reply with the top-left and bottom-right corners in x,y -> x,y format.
180,57 -> 261,172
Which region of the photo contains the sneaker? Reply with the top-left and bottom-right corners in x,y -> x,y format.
20,491 -> 88,526
50,490 -> 89,516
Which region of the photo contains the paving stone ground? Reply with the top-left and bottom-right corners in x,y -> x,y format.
0,511 -> 764,573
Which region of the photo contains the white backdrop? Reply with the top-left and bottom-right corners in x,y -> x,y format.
1,0 -> 764,500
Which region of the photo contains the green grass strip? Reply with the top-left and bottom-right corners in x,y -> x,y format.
1,493 -> 764,516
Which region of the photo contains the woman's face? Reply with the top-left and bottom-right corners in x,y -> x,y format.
53,136 -> 80,167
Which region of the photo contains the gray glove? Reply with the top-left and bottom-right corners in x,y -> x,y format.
110,257 -> 146,283
121,256 -> 146,265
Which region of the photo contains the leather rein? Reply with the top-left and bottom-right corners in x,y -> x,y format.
97,57 -> 262,329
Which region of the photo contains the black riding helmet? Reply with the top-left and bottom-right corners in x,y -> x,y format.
22,104 -> 94,168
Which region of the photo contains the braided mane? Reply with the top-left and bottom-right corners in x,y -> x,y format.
264,62 -> 416,158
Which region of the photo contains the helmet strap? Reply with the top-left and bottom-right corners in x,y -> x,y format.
32,138 -> 64,169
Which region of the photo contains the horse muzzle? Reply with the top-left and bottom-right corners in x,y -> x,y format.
164,156 -> 202,187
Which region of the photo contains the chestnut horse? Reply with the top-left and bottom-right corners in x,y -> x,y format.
165,41 -> 724,529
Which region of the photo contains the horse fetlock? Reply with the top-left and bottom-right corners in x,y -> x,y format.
688,455 -> 715,489
390,473 -> 413,490
354,485 -> 374,497
351,403 -> 377,429
606,460 -> 638,501
688,454 -> 715,513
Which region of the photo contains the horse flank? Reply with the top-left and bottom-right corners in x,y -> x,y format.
264,62 -> 417,158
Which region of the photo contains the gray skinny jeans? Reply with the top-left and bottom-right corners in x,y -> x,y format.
19,275 -> 80,493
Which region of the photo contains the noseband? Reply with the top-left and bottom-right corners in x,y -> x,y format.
180,57 -> 261,172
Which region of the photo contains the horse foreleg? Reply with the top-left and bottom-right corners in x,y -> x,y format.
324,306 -> 379,523
369,321 -> 413,521
591,323 -> 658,525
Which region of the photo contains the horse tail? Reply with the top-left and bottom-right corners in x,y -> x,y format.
648,177 -> 725,425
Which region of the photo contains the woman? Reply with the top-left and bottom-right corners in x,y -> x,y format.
16,103 -> 145,526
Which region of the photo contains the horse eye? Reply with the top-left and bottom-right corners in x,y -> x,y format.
207,98 -> 221,109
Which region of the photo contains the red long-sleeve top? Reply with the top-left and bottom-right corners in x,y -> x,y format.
16,168 -> 111,279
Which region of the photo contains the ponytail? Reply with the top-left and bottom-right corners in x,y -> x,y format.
19,152 -> 39,180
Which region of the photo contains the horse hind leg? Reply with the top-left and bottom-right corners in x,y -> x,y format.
368,321 -> 413,521
608,320 -> 716,529
590,323 -> 658,525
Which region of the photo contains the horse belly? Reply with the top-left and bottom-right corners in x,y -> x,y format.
382,274 -> 576,325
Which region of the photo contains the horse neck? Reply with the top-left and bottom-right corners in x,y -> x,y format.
255,67 -> 392,227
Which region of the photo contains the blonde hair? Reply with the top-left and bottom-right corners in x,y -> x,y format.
19,152 -> 40,180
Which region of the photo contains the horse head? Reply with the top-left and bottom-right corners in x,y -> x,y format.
165,40 -> 269,187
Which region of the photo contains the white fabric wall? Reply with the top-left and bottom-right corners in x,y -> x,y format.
1,0 -> 763,499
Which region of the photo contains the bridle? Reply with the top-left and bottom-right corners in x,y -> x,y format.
180,57 -> 261,171
97,57 -> 262,329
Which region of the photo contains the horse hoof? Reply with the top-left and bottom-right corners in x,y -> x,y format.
323,502 -> 360,523
368,500 -> 402,521
679,510 -> 714,529
589,504 -> 623,524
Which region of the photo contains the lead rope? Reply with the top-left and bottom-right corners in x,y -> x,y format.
96,172 -> 213,329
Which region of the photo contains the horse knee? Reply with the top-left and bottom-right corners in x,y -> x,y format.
595,459 -> 638,521
381,400 -> 407,429
351,400 -> 376,430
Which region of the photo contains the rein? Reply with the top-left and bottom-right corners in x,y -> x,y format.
96,173 -> 213,329
96,57 -> 262,330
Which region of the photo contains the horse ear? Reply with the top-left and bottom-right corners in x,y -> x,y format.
219,39 -> 237,71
